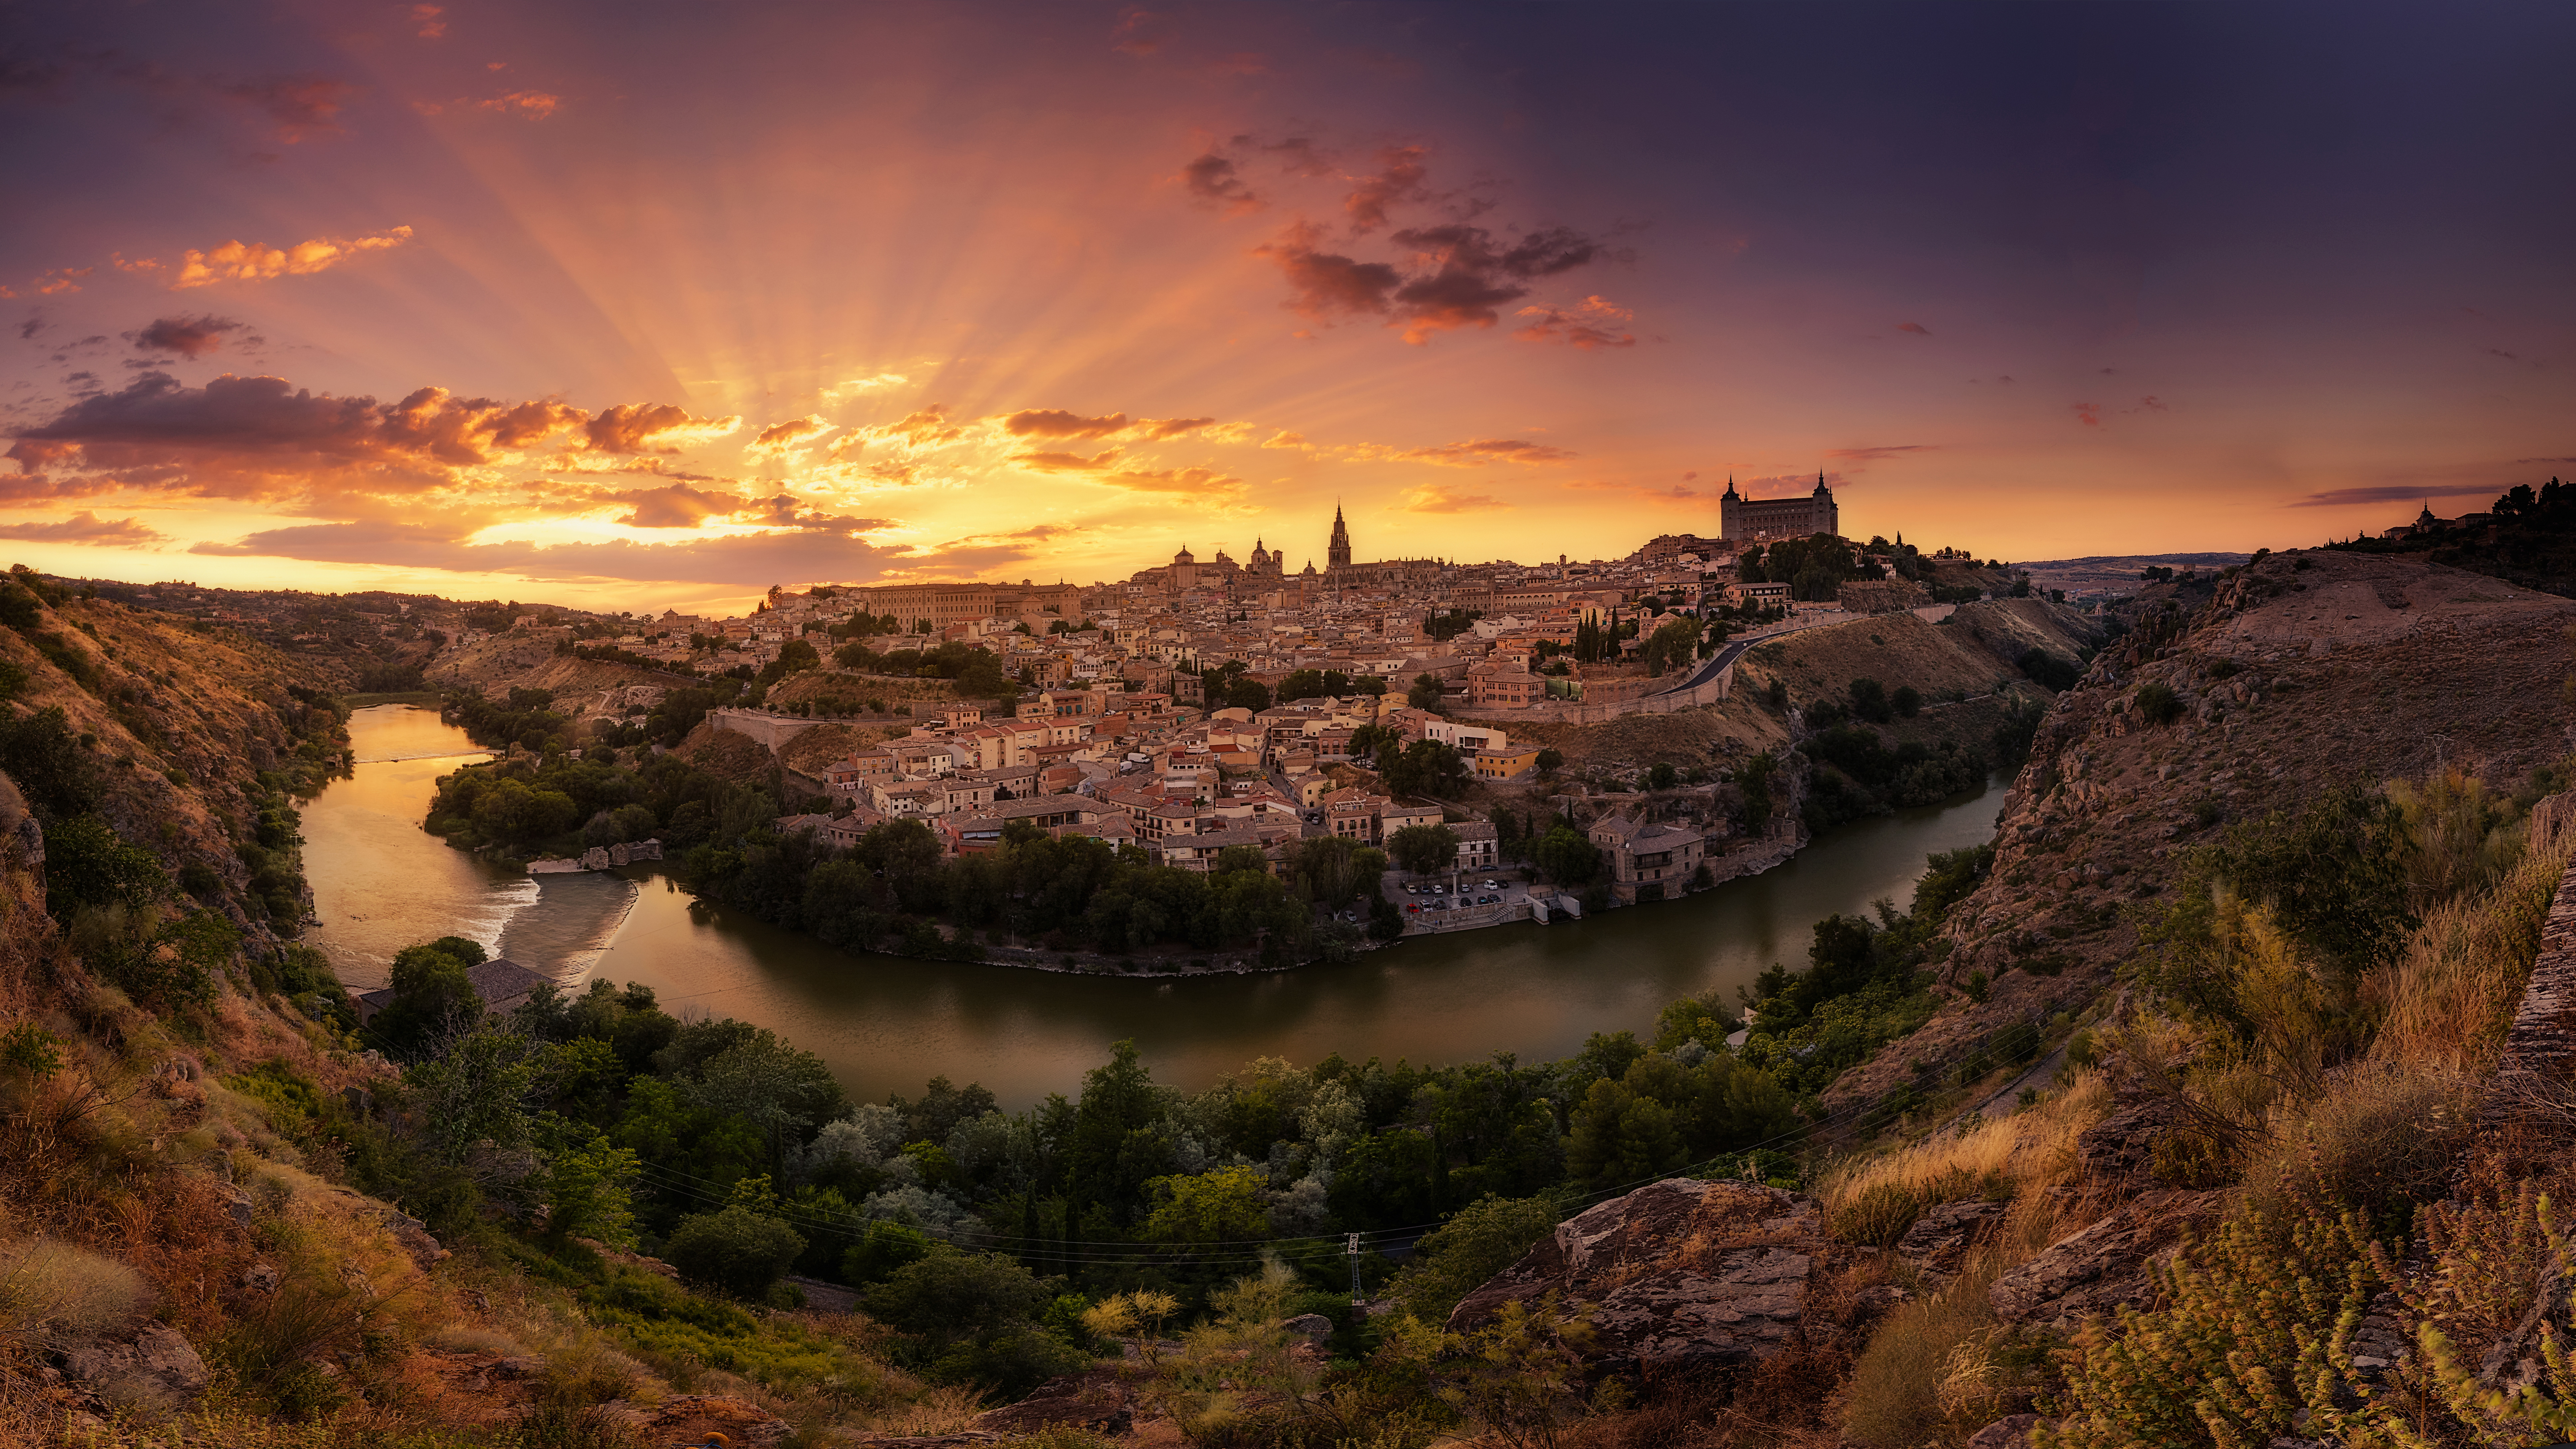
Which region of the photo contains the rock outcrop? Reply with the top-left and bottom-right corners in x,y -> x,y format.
1448,1179 -> 1830,1370
1988,1189 -> 2220,1328
59,1322 -> 210,1411
1896,1199 -> 2007,1280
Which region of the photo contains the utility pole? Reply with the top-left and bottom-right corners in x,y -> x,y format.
1348,1232 -> 1363,1308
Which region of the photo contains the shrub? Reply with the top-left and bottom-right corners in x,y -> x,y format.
1387,1193 -> 1563,1324
0,1238 -> 147,1352
2369,838 -> 2567,1072
661,1206 -> 806,1299
2133,681 -> 2184,726
1828,1179 -> 1924,1247
842,1219 -> 936,1285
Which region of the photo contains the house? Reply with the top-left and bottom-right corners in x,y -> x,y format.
1476,746 -> 1544,781
1588,813 -> 1707,904
1468,662 -> 1541,709
353,956 -> 553,1025
1377,800 -> 1444,841
1451,819 -> 1500,874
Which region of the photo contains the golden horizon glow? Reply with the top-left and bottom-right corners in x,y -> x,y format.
2,3 -> 2568,612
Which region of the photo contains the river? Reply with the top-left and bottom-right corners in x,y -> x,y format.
306,706 -> 2002,1107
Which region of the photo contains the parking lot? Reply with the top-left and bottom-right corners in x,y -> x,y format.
1383,871 -> 1539,932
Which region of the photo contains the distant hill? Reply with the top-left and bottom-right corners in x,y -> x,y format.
2012,553 -> 2252,596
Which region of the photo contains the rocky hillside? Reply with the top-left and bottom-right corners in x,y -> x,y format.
0,570 -> 351,949
1823,547 -> 2576,1114
423,627 -> 683,705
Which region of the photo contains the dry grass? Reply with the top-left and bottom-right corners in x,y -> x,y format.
850,1380 -> 991,1437
0,1236 -> 147,1347
1816,1067 -> 2110,1222
1823,1074 -> 2111,1449
2368,836 -> 2571,1073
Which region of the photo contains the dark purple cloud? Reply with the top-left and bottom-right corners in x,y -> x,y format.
130,315 -> 245,358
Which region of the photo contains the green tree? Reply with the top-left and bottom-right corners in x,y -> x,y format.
1387,1193 -> 1563,1324
1533,826 -> 1599,885
1386,823 -> 1460,875
1564,1077 -> 1688,1190
1534,747 -> 1563,776
1647,762 -> 1678,791
663,1205 -> 806,1298
1736,753 -> 1776,830
371,941 -> 483,1058
1382,739 -> 1467,798
1139,1165 -> 1271,1245
541,1127 -> 642,1248
1406,672 -> 1446,711
42,816 -> 166,919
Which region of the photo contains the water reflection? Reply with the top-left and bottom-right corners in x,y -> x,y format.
305,707 -> 2002,1107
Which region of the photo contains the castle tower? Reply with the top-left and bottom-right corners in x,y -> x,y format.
1812,471 -> 1838,539
1328,504 -> 1352,569
1719,477 -> 1741,542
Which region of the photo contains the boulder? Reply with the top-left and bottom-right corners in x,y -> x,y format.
381,1208 -> 450,1269
1448,1179 -> 1826,1371
1988,1190 -> 2220,1328
59,1323 -> 211,1410
1896,1199 -> 2007,1279
625,1393 -> 792,1447
1281,1313 -> 1334,1349
969,1369 -> 1137,1438
2070,1094 -> 2187,1195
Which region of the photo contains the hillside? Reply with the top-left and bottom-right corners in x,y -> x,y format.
1823,547 -> 2576,1115
423,628 -> 686,706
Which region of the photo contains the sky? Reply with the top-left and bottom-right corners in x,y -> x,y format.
2,1 -> 2571,615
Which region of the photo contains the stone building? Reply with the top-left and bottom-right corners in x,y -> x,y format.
1719,473 -> 1840,543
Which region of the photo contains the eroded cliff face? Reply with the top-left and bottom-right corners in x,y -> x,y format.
1822,550 -> 2576,1116
0,586 -> 349,946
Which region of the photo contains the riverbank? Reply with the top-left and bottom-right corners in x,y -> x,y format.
308,706 -> 2006,1104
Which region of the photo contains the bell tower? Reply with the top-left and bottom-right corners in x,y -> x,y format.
1327,503 -> 1352,569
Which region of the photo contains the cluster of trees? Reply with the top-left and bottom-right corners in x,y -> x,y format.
685,819 -> 1391,966
1739,535 -> 1882,602
1423,608 -> 1483,642
829,639 -> 1012,698
1275,668 -> 1387,703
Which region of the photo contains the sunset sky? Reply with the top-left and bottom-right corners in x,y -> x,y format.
3,1 -> 2570,613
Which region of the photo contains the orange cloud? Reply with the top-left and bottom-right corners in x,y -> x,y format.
584,402 -> 741,454
1514,296 -> 1636,350
1402,484 -> 1506,513
1013,449 -> 1122,472
865,404 -> 964,448
1403,438 -> 1574,466
0,512 -> 167,545
474,90 -> 561,119
750,415 -> 834,452
173,227 -> 414,289
2,370 -> 738,508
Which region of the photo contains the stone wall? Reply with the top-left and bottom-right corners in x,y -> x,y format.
1456,662 -> 1732,726
2487,820 -> 2576,1107
706,707 -> 833,753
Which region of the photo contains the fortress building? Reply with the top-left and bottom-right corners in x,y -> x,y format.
1719,473 -> 1840,543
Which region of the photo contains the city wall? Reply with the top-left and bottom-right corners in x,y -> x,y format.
707,707 -> 833,752
1457,661 -> 1734,726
